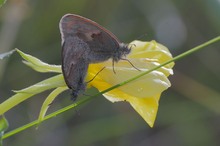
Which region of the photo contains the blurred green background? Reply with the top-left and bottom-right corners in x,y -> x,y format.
0,0 -> 220,146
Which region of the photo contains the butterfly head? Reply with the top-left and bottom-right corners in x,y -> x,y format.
113,43 -> 131,62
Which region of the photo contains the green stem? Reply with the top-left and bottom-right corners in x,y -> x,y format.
2,36 -> 220,139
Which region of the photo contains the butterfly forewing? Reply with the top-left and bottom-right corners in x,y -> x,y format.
60,14 -> 121,63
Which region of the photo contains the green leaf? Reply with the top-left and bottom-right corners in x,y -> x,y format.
13,74 -> 65,94
0,74 -> 66,115
37,87 -> 68,124
16,49 -> 62,73
0,115 -> 9,146
0,0 -> 7,7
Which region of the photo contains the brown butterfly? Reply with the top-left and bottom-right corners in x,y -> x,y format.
59,14 -> 131,100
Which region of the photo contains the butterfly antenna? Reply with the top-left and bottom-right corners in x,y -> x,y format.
128,33 -> 148,48
135,33 -> 148,40
121,58 -> 141,71
86,67 -> 106,83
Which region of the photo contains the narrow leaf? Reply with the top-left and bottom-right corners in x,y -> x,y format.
16,49 -> 61,73
37,87 -> 68,124
0,115 -> 9,146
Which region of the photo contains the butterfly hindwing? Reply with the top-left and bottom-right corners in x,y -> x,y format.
62,35 -> 89,91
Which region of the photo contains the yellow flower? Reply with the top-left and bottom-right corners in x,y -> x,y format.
87,40 -> 174,127
0,41 -> 174,128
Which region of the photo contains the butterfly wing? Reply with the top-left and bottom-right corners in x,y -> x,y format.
61,35 -> 89,91
60,14 -> 120,63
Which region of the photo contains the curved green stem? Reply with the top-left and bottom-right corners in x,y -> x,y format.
2,35 -> 220,139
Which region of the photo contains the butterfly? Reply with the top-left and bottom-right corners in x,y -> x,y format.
59,14 -> 131,100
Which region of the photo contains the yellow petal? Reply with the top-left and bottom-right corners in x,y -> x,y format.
128,40 -> 174,69
128,94 -> 160,127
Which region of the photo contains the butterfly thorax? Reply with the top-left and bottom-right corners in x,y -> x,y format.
113,43 -> 131,62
